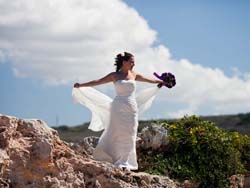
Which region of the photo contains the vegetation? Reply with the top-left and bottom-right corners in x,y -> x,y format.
52,122 -> 103,142
200,112 -> 250,134
52,113 -> 250,143
139,115 -> 250,188
52,113 -> 250,187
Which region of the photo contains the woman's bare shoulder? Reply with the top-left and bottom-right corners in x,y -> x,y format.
108,72 -> 119,81
132,71 -> 139,76
110,72 -> 120,77
132,71 -> 142,78
108,72 -> 117,76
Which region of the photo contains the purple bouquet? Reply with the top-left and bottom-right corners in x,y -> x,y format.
154,72 -> 176,88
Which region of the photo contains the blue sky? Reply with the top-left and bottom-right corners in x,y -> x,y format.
124,0 -> 250,74
0,0 -> 250,127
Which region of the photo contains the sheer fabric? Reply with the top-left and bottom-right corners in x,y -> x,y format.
72,80 -> 159,169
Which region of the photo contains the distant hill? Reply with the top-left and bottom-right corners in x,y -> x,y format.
52,112 -> 250,142
200,113 -> 250,134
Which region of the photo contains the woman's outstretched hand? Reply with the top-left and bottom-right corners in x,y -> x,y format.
157,83 -> 163,88
74,83 -> 81,88
157,80 -> 168,88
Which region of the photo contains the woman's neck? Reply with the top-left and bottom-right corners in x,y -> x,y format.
120,68 -> 131,74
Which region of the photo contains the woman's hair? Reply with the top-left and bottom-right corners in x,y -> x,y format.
114,52 -> 134,72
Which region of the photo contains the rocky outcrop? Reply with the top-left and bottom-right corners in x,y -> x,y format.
0,114 -> 181,188
137,124 -> 168,150
70,136 -> 99,156
76,124 -> 169,157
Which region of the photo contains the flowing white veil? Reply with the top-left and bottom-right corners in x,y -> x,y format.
72,86 -> 160,131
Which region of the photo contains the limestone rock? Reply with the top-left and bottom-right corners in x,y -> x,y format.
138,123 -> 168,150
0,114 -> 181,188
69,136 -> 99,156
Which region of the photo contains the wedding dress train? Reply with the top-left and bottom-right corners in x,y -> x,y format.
72,79 -> 159,170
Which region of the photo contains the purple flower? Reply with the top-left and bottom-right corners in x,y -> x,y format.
154,72 -> 176,88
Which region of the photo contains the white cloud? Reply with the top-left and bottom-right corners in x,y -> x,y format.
0,0 -> 249,117
0,0 -> 156,84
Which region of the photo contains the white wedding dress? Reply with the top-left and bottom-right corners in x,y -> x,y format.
72,79 -> 160,170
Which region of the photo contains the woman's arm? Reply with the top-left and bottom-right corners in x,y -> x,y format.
74,72 -> 115,88
135,73 -> 163,84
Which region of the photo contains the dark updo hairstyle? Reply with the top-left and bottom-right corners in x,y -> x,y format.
114,52 -> 134,72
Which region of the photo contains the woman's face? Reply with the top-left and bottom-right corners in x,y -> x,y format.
123,56 -> 135,69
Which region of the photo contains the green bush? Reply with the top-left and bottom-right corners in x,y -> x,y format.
139,115 -> 250,188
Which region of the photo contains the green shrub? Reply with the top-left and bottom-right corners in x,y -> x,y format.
140,115 -> 250,188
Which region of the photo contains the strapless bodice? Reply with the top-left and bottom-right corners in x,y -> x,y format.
114,80 -> 136,97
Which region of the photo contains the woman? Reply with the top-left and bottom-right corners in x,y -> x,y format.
72,52 -> 163,170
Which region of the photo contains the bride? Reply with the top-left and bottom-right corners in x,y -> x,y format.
72,52 -> 163,170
